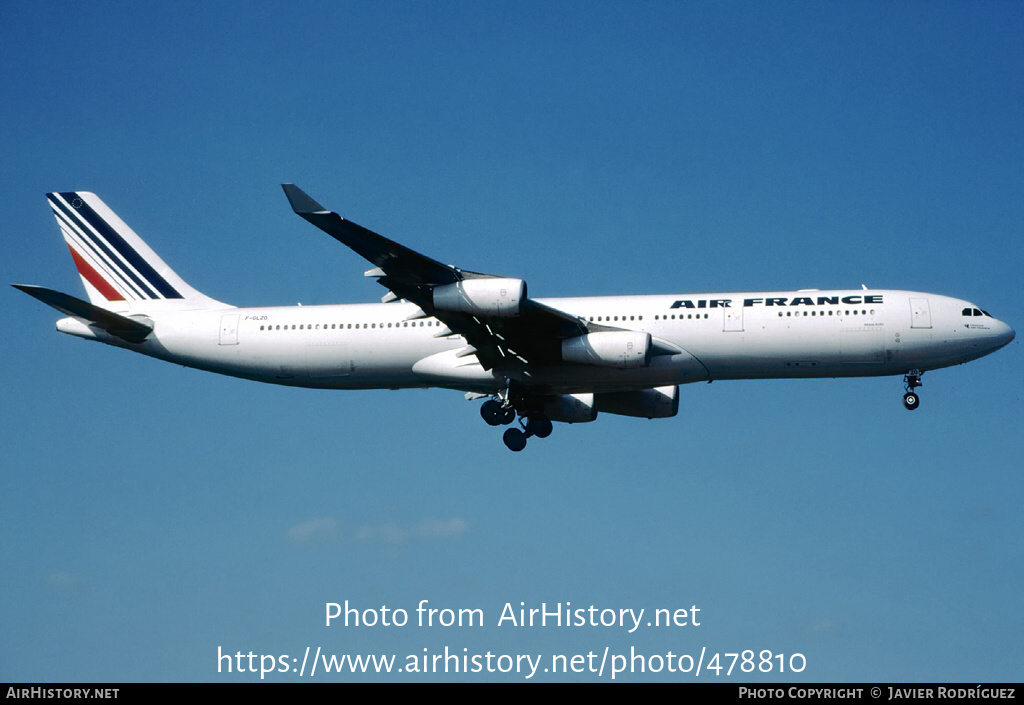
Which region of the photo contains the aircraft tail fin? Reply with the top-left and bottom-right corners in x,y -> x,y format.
46,191 -> 226,310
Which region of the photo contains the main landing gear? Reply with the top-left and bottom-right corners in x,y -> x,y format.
480,394 -> 552,452
902,370 -> 922,411
501,416 -> 553,452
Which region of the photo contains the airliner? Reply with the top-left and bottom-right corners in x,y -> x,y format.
15,186 -> 1015,451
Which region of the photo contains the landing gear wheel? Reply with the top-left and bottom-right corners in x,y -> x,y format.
902,370 -> 922,410
526,416 -> 553,439
503,428 -> 527,452
481,399 -> 516,426
480,399 -> 504,426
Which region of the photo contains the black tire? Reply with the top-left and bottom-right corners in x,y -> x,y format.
480,399 -> 503,425
503,428 -> 527,452
903,392 -> 920,410
527,417 -> 553,439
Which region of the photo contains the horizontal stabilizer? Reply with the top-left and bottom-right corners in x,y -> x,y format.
13,284 -> 153,344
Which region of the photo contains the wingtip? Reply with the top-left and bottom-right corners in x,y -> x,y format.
281,183 -> 328,214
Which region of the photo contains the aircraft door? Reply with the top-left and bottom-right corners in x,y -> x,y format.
723,306 -> 744,332
910,298 -> 932,329
219,314 -> 240,345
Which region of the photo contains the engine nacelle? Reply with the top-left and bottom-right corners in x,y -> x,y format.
432,278 -> 525,317
596,385 -> 679,419
541,393 -> 597,424
561,331 -> 652,369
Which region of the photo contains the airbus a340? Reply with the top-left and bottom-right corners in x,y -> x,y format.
16,186 -> 1014,451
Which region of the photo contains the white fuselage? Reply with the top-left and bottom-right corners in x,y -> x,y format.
65,288 -> 1015,396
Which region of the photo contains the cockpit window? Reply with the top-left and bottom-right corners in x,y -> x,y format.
963,307 -> 991,317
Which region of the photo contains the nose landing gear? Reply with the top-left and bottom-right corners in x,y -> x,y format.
902,371 -> 922,410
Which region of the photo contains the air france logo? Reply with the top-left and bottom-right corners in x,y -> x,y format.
670,295 -> 884,309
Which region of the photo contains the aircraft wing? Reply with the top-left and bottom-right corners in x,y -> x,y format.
282,184 -> 598,371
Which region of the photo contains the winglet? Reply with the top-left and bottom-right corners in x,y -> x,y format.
281,183 -> 329,214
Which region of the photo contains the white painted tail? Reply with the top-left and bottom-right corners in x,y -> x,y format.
47,191 -> 226,311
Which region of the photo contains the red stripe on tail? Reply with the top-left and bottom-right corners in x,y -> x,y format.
67,245 -> 124,301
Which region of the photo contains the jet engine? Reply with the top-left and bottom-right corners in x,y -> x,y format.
561,331 -> 652,369
596,385 -> 679,419
541,393 -> 597,423
432,278 -> 525,317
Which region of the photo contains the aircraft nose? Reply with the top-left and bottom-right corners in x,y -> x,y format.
1002,321 -> 1015,345
993,319 -> 1015,349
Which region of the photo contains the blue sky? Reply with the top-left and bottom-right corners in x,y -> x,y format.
2,1 -> 1021,682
